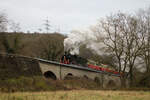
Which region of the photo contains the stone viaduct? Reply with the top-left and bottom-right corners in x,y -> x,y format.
0,53 -> 122,88
37,58 -> 121,88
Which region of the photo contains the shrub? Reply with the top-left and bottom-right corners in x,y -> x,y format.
0,76 -> 103,92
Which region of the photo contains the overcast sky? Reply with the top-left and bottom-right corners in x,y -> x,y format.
0,0 -> 150,33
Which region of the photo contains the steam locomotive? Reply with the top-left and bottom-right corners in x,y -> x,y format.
60,52 -> 122,76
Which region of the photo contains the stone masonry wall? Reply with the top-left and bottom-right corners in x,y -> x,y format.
0,54 -> 42,79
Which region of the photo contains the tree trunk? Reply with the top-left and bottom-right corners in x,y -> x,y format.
120,76 -> 127,88
129,66 -> 134,87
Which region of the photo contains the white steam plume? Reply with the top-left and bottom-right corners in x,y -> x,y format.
64,27 -> 107,55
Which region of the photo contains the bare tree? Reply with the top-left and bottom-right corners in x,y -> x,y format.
0,11 -> 7,32
2,34 -> 24,54
37,34 -> 65,61
137,8 -> 150,73
0,11 -> 8,53
95,12 -> 145,87
9,21 -> 21,33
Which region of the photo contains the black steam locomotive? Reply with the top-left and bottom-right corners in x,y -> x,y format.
60,52 -> 88,67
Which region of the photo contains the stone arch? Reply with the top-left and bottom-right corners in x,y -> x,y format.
107,80 -> 116,88
64,73 -> 73,80
44,71 -> 57,80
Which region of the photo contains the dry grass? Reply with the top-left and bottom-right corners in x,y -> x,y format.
0,90 -> 150,100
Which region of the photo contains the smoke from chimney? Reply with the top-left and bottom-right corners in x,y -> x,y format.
64,29 -> 106,55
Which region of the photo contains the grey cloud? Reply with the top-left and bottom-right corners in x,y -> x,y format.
0,0 -> 149,33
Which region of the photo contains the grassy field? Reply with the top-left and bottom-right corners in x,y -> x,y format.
0,90 -> 150,100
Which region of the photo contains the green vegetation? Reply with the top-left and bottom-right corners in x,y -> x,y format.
0,76 -> 102,92
0,90 -> 150,100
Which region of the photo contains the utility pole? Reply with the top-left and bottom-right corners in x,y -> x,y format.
44,17 -> 51,33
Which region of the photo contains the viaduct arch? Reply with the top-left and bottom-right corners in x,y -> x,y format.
43,71 -> 57,80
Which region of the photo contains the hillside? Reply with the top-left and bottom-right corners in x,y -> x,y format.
0,32 -> 65,61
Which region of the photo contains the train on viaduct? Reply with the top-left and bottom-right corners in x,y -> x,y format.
0,53 -> 126,88
37,58 -> 122,88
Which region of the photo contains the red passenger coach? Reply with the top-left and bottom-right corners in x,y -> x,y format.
87,64 -> 121,75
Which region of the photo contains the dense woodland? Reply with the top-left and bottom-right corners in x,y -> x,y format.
0,7 -> 150,89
